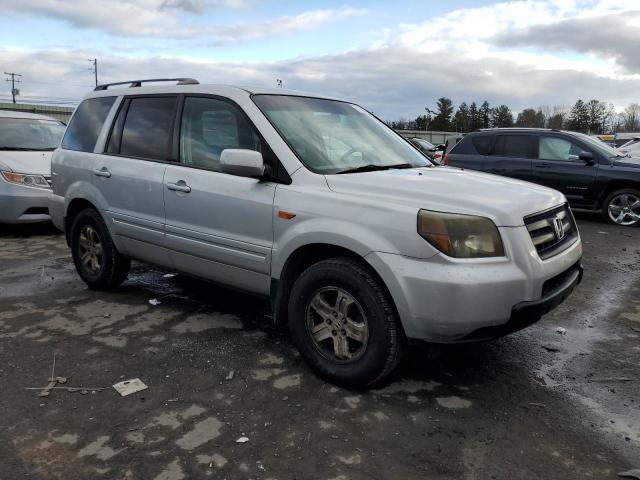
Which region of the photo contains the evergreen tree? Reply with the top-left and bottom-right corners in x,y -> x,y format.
480,101 -> 491,128
468,102 -> 483,131
491,105 -> 514,128
567,100 -> 590,133
429,97 -> 454,131
453,102 -> 469,132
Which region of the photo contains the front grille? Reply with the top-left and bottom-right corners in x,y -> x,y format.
524,204 -> 578,260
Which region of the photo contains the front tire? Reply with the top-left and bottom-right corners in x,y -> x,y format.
70,208 -> 131,290
602,189 -> 640,226
288,257 -> 404,387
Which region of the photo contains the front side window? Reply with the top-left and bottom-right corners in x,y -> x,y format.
62,96 -> 115,152
252,95 -> 429,174
0,117 -> 65,151
179,97 -> 260,171
538,136 -> 583,161
119,96 -> 177,161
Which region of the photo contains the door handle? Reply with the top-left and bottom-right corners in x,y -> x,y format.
166,181 -> 191,193
93,167 -> 111,178
535,163 -> 551,169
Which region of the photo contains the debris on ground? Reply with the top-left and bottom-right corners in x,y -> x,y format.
556,327 -> 567,335
618,470 -> 640,479
148,298 -> 161,306
162,273 -> 177,278
542,344 -> 560,352
225,370 -> 235,381
113,378 -> 148,397
236,436 -> 249,443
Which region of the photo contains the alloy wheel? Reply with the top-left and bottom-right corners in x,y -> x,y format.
78,225 -> 103,273
608,193 -> 640,226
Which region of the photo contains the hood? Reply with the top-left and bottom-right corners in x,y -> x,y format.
0,150 -> 53,176
325,166 -> 566,227
613,156 -> 640,168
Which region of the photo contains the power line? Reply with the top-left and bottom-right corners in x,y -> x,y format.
4,72 -> 22,104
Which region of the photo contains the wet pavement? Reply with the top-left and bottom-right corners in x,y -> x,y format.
0,213 -> 638,479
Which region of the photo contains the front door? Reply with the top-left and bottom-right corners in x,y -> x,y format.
93,95 -> 177,265
531,134 -> 598,207
163,96 -> 276,295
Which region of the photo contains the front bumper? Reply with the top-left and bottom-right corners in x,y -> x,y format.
0,181 -> 51,224
365,225 -> 583,342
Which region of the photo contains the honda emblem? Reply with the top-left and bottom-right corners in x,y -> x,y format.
553,216 -> 565,240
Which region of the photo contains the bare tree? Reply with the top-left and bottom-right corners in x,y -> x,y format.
622,103 -> 640,132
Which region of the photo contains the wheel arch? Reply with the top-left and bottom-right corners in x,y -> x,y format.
597,181 -> 640,209
64,198 -> 100,246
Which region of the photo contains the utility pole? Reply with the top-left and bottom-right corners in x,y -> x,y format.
4,72 -> 22,104
88,59 -> 98,87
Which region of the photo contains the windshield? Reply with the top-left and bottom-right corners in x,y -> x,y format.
0,117 -> 66,151
574,132 -> 622,159
252,95 -> 430,174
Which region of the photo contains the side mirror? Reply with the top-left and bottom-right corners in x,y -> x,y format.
220,149 -> 265,178
436,144 -> 446,151
578,151 -> 595,164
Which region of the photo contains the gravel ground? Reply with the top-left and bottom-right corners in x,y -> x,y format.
0,211 -> 638,480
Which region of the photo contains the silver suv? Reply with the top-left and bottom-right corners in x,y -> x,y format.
50,78 -> 583,386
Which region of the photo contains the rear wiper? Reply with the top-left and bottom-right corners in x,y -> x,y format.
336,163 -> 413,174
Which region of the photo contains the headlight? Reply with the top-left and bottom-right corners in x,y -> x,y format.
1,171 -> 50,189
418,209 -> 504,258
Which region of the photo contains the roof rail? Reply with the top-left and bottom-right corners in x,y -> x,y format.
94,78 -> 199,91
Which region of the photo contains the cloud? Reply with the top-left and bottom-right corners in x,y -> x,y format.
3,45 -> 640,120
492,10 -> 640,73
0,1 -> 364,41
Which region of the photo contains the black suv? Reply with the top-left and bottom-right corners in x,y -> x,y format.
446,128 -> 640,227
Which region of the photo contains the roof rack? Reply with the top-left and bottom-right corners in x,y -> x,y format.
94,78 -> 199,91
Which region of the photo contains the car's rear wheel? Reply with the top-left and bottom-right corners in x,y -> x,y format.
602,189 -> 640,226
288,257 -> 404,387
70,208 -> 131,289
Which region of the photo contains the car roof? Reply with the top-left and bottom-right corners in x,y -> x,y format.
85,82 -> 346,103
0,109 -> 60,121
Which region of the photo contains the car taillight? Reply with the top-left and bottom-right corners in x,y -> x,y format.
443,153 -> 449,165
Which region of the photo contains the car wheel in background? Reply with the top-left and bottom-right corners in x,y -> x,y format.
288,257 -> 405,387
70,208 -> 131,289
602,189 -> 640,227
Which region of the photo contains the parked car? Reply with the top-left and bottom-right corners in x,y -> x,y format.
50,79 -> 583,386
408,137 -> 442,161
433,134 -> 464,163
446,128 -> 640,227
618,137 -> 640,157
0,110 -> 66,223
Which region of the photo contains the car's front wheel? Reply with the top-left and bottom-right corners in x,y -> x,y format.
288,257 -> 404,387
70,208 -> 131,289
602,189 -> 640,227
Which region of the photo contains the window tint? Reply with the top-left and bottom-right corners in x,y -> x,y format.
471,135 -> 492,155
539,136 -> 583,161
492,135 -> 530,158
180,97 -> 260,171
62,96 -> 115,152
120,96 -> 177,161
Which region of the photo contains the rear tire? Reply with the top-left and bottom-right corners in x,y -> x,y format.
602,189 -> 640,227
288,257 -> 404,387
70,208 -> 131,290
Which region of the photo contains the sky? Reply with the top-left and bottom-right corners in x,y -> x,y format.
1,0 -> 639,119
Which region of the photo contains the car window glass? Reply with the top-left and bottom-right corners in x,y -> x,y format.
539,136 -> 583,161
62,96 -> 116,152
493,135 -> 529,157
119,96 -> 176,161
180,97 -> 260,171
472,135 -> 492,154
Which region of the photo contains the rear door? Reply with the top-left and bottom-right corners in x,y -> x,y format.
93,95 -> 178,265
531,133 -> 598,207
483,133 -> 534,182
163,95 -> 276,295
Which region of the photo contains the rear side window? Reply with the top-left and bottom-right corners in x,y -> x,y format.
61,96 -> 116,152
471,135 -> 492,155
119,96 -> 177,161
492,135 -> 531,158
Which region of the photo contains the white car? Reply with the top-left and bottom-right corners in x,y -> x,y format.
0,110 -> 66,223
50,79 -> 583,386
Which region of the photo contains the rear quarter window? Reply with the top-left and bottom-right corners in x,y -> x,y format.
62,96 -> 116,152
471,135 -> 492,155
493,135 -> 531,158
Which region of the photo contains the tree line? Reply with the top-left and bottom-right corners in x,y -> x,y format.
389,97 -> 640,134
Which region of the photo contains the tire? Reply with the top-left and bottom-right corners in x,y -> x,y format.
288,257 -> 404,387
601,188 -> 640,227
70,208 -> 131,290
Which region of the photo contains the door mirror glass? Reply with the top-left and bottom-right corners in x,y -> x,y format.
221,149 -> 265,177
578,151 -> 594,163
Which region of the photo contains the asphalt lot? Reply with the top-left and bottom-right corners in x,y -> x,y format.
1,212 -> 639,480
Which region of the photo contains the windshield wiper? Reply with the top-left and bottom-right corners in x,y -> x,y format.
0,147 -> 55,151
336,163 -> 414,174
